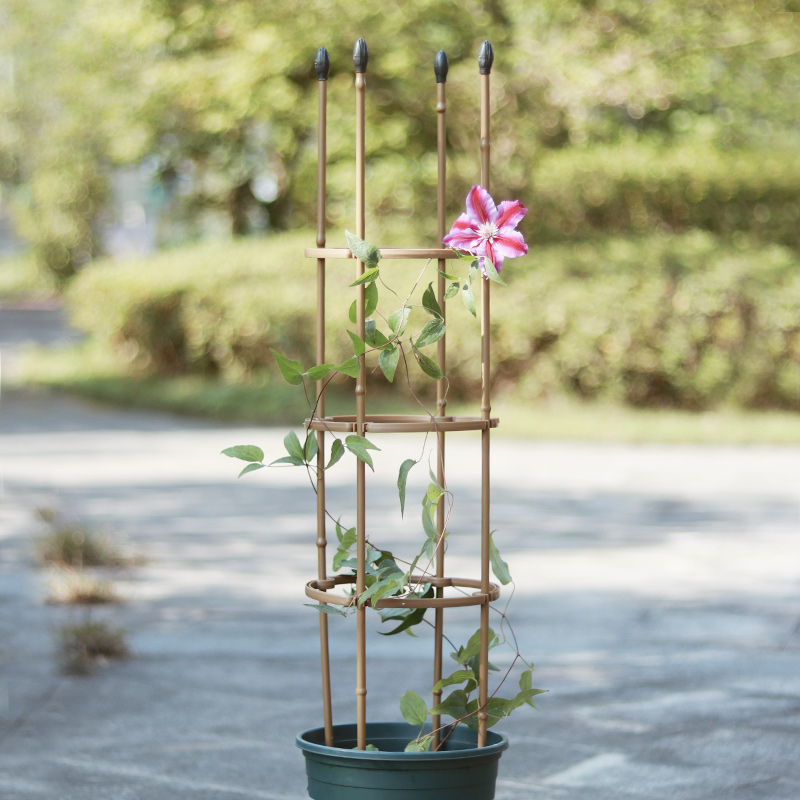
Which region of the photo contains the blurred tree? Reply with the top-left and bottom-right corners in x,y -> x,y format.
1,0 -> 799,282
0,0 -> 114,283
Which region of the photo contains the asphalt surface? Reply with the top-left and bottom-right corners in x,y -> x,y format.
1,306 -> 800,799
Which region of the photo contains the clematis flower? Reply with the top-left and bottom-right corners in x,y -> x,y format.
442,185 -> 528,277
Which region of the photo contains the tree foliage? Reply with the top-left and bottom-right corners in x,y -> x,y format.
1,0 -> 799,281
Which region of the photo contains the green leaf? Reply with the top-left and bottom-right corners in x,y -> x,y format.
327,439 -> 345,469
347,330 -> 366,356
347,281 -> 379,324
404,735 -> 432,752
481,257 -> 507,286
461,282 -> 476,317
270,455 -> 305,467
345,230 -> 381,266
284,431 -> 305,461
444,281 -> 460,301
271,349 -> 304,385
397,458 -> 416,517
468,262 -> 479,283
455,628 -> 499,668
412,346 -> 444,380
464,697 -> 508,730
349,266 -> 380,286
455,249 -> 478,261
432,669 -> 477,694
403,554 -> 421,584
221,445 -> 264,463
238,462 -> 265,478
414,319 -> 446,348
365,282 -> 379,317
304,434 -> 319,462
364,744 -> 380,752
422,282 -> 443,318
365,323 -> 391,349
339,527 -> 357,550
333,526 -> 357,570
381,613 -> 424,636
305,363 -> 335,381
399,690 -> 428,726
388,306 -> 411,337
379,346 -> 400,383
426,481 -> 445,503
422,499 -> 438,540
438,269 -> 460,280
358,576 -> 401,607
518,668 -> 546,707
489,532 -> 512,585
345,435 -> 381,471
430,689 -> 469,720
336,356 -> 360,378
505,687 -> 547,714
304,603 -> 349,617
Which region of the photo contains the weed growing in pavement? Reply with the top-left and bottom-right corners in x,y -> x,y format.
46,569 -> 123,606
34,515 -> 140,569
58,619 -> 131,676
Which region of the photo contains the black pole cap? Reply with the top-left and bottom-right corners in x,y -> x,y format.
434,50 -> 449,83
315,47 -> 330,81
353,39 -> 369,73
478,40 -> 494,75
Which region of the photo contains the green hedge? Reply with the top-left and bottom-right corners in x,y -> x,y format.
488,232 -> 800,410
67,229 -> 800,411
67,233 -> 320,377
530,144 -> 800,250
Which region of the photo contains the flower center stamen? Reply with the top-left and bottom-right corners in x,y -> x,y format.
478,221 -> 498,241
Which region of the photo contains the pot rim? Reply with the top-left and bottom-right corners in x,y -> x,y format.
296,721 -> 509,761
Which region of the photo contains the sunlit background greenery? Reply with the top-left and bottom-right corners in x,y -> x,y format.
1,0 -> 799,432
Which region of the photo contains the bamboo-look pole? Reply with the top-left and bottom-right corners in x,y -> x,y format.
477,39 -> 494,750
314,46 -> 334,749
432,49 -> 449,750
353,37 -> 369,752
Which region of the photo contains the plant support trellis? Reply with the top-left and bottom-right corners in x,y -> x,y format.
304,38 -> 501,754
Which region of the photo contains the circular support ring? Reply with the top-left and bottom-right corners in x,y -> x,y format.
306,574 -> 500,609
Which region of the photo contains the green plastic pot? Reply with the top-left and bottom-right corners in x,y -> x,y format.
296,721 -> 509,800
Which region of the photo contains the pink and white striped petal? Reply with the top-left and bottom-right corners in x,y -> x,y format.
495,200 -> 528,230
442,213 -> 483,251
483,240 -> 504,272
465,185 -> 497,226
491,229 -> 528,261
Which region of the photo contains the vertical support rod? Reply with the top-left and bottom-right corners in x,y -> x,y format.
314,46 -> 333,748
353,38 -> 369,752
477,39 -> 494,750
432,49 -> 449,750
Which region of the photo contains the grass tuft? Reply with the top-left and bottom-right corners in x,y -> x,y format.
58,620 -> 131,675
35,523 -> 138,569
46,570 -> 123,606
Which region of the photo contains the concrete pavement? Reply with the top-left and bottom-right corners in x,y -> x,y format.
0,306 -> 799,799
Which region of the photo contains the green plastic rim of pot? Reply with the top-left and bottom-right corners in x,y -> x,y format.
297,721 -> 509,760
